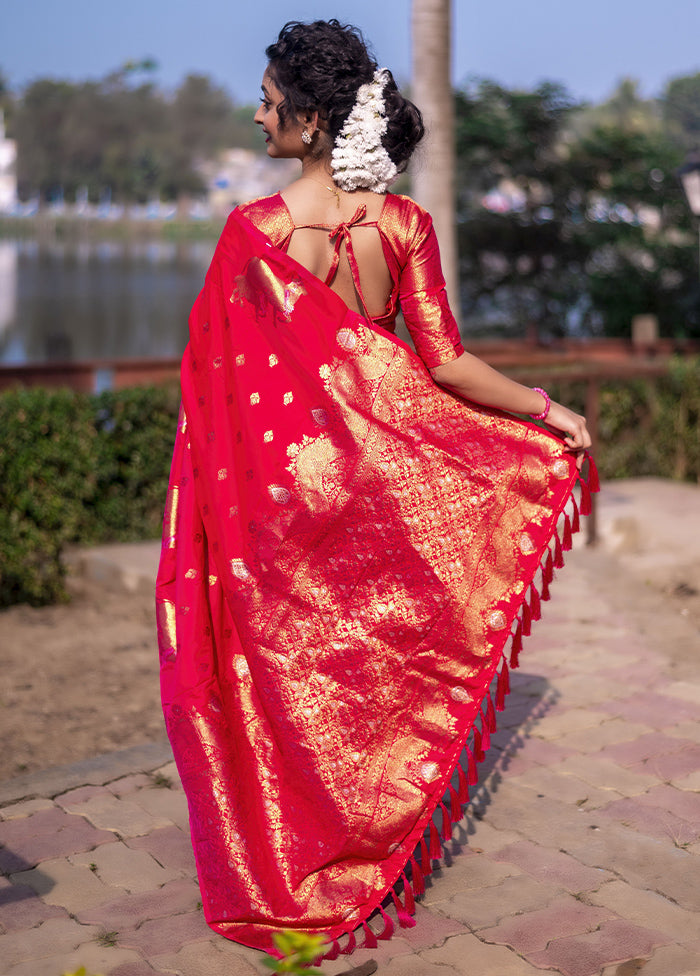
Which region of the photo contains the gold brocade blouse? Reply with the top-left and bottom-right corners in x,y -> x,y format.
238,192 -> 464,369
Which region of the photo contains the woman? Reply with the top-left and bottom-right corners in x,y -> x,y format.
156,20 -> 594,958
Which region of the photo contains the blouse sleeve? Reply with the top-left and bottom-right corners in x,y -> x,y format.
398,209 -> 464,369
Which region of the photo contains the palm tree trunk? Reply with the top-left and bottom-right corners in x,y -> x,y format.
411,0 -> 460,327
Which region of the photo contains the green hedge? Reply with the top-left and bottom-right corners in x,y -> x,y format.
0,360 -> 698,607
0,385 -> 179,607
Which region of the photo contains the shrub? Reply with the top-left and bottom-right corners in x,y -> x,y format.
0,385 -> 178,607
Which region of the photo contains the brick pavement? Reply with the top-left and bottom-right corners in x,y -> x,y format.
1,479 -> 700,976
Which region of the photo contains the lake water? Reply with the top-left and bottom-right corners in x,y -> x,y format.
0,237 -> 215,365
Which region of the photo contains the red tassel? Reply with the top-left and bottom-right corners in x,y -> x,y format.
401,871 -> 415,914
340,931 -> 356,955
480,715 -> 491,752
448,783 -> 462,823
439,801 -> 452,841
543,548 -> 554,585
530,584 -> 541,621
521,601 -> 532,637
571,498 -> 580,534
362,921 -> 377,949
540,573 -> 550,602
377,906 -> 394,940
496,660 -> 509,710
391,890 -> 416,928
485,694 -> 497,732
562,514 -> 573,551
465,745 -> 478,784
429,818 -> 442,859
420,836 -> 433,876
510,622 -> 523,669
456,761 -> 470,802
410,855 -> 425,896
472,727 -> 485,762
323,940 -> 340,961
586,455 -> 600,492
578,475 -> 592,516
553,532 -> 564,568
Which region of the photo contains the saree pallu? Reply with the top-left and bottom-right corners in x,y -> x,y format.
156,209 -> 596,955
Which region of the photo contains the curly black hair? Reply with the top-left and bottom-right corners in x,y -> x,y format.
265,20 -> 424,172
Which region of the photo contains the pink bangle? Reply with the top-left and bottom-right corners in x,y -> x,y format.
530,387 -> 550,420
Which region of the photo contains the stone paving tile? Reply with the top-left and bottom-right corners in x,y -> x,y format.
387,903 -> 468,950
75,876 -> 202,929
110,962 -> 164,976
613,944 -> 700,976
529,709 -> 614,740
598,693 -> 700,728
106,773 -> 153,797
492,839 -> 610,892
151,761 -> 183,787
422,931 -> 546,974
475,781 -> 603,851
506,764 -> 618,810
477,895 -> 615,954
432,873 -> 561,930
545,674 -> 627,707
526,918 -> 670,976
672,770 -> 700,791
117,909 -> 212,955
634,782 -> 700,826
0,798 -> 55,820
565,821 -> 700,912
630,746 -> 700,782
551,719 -> 653,755
666,720 -> 700,742
0,806 -> 115,872
421,851 -> 520,905
0,915 -> 100,968
54,784 -> 115,807
149,939 -> 259,976
662,681 -> 700,705
598,660 -> 666,689
61,791 -> 175,837
11,854 -> 113,914
0,880 -> 69,932
462,818 -> 521,854
72,840 -> 181,892
600,733 -> 700,767
126,824 -> 198,874
586,879 -> 700,944
506,735 -> 574,766
130,785 -> 190,830
5,944 -> 147,976
596,795 -> 700,845
551,755 -> 661,796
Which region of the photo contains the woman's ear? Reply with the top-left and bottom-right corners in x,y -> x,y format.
302,109 -> 320,135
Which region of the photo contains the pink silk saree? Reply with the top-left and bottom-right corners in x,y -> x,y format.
156,207 -> 597,955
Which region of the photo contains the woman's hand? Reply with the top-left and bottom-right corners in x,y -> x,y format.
544,401 -> 591,470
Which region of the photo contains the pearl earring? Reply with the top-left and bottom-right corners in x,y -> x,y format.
301,130 -> 312,145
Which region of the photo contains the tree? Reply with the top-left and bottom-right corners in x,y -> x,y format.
662,72 -> 700,151
453,78 -> 697,338
411,0 -> 460,325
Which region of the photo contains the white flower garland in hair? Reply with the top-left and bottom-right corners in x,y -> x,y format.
331,68 -> 399,193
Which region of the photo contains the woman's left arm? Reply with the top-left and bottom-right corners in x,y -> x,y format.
430,351 -> 592,468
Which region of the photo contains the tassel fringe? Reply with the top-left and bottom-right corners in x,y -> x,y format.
362,921 -> 377,949
320,461 -> 595,961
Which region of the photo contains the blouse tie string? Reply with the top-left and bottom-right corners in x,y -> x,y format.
324,205 -> 372,322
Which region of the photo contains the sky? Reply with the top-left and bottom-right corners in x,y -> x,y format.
3,0 -> 700,108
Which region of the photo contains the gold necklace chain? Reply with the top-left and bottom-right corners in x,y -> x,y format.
299,175 -> 341,208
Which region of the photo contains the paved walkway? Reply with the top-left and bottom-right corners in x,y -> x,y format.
1,479 -> 700,976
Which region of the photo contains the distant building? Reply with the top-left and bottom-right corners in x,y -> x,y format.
0,111 -> 18,213
198,148 -> 299,217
